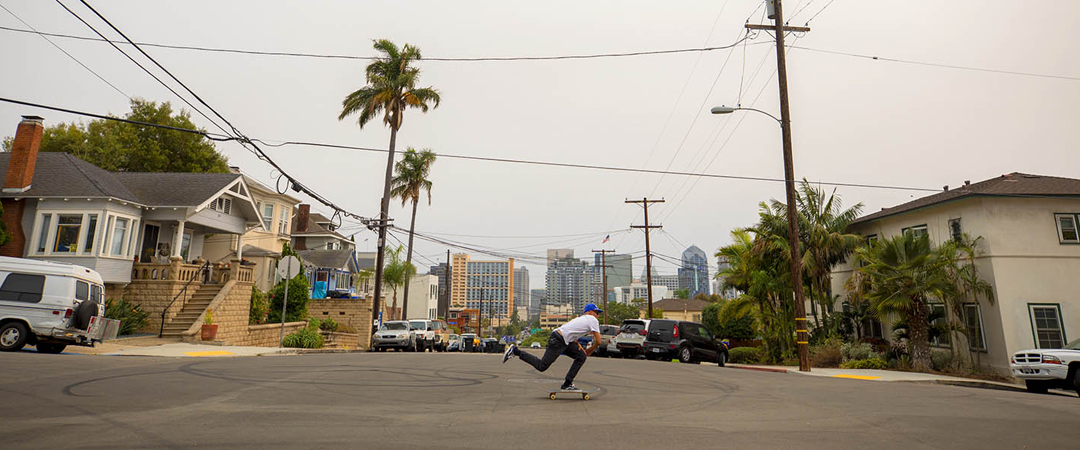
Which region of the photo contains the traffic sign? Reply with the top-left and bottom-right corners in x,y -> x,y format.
277,255 -> 301,279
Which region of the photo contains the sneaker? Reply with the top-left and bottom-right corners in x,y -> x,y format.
560,384 -> 581,392
502,344 -> 517,363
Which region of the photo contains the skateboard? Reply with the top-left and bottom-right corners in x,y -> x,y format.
547,388 -> 598,401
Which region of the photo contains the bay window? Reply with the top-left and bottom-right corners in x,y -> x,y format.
110,217 -> 129,256
32,212 -> 104,256
278,204 -> 289,235
261,202 -> 274,230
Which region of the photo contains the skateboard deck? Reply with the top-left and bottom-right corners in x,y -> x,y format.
546,388 -> 599,400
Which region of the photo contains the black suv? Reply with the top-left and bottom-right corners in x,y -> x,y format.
642,319 -> 728,366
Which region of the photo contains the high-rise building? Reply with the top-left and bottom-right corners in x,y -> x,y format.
547,248 -> 574,264
429,262 -> 450,319
593,252 -> 632,306
545,255 -> 593,314
513,266 -> 530,317
714,256 -> 740,300
449,253 -> 515,322
614,284 -> 669,305
678,245 -> 710,298
529,288 -> 546,319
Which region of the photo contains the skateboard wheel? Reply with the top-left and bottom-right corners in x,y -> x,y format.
549,393 -> 556,400
583,394 -> 590,400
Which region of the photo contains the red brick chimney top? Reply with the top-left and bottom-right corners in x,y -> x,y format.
3,116 -> 45,194
297,204 -> 310,233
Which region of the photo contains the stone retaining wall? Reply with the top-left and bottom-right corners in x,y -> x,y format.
308,298 -> 374,349
243,322 -> 308,347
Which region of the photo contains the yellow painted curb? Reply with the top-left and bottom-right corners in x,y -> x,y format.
183,350 -> 235,357
832,374 -> 881,381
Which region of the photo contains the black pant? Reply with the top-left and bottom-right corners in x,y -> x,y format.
517,332 -> 587,386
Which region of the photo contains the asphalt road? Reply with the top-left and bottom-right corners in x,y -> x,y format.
1,351 -> 1077,450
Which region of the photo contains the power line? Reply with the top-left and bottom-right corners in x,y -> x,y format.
0,23 -> 755,62
0,3 -> 129,99
0,96 -> 236,141
0,96 -> 941,194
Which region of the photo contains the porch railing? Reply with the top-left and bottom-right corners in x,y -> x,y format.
158,260 -> 210,337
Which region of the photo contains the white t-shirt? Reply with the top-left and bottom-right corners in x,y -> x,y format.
555,314 -> 600,345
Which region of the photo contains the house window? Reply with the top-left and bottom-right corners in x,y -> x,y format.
208,197 -> 232,214
36,214 -> 52,254
110,217 -> 129,256
929,303 -> 950,347
963,304 -> 986,351
261,202 -> 274,230
1029,304 -> 1066,349
949,218 -> 962,242
180,232 -> 192,261
1055,214 -> 1079,243
902,224 -> 928,239
278,205 -> 289,235
83,214 -> 98,253
53,215 -> 82,253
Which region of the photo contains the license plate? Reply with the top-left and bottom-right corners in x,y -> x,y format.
1020,367 -> 1038,375
650,347 -> 662,353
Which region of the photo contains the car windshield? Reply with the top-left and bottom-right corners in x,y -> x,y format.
1066,338 -> 1080,350
409,321 -> 427,330
381,322 -> 408,331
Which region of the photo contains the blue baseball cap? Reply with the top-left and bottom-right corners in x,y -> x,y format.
583,303 -> 603,314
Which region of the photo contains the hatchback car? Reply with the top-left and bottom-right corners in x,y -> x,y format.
595,325 -> 619,357
614,319 -> 651,358
643,319 -> 728,366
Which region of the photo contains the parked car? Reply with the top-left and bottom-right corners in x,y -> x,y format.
614,319 -> 651,359
409,319 -> 450,352
371,321 -> 416,352
446,334 -> 461,352
596,325 -> 619,357
0,257 -> 118,353
1010,338 -> 1080,396
530,342 -> 541,349
643,319 -> 729,366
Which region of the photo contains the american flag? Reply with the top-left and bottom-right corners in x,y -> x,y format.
601,235 -> 610,244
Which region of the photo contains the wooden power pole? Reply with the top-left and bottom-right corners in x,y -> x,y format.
626,198 -> 663,319
592,249 -> 615,324
748,0 -> 811,372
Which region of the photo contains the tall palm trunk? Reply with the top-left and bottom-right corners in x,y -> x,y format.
400,198 -> 419,319
372,121 -> 399,324
907,299 -> 932,372
391,286 -> 399,320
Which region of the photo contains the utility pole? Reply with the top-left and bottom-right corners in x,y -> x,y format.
626,198 -> 663,319
444,249 -> 451,320
748,0 -> 811,372
592,249 -> 615,324
366,217 -> 393,327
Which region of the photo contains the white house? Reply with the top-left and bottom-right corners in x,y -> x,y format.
406,274 -> 439,320
830,172 -> 1080,373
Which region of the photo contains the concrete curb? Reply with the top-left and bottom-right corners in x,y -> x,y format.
727,364 -> 791,374
897,378 -> 1028,393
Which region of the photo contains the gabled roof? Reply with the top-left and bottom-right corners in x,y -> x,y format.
853,172 -> 1080,225
652,298 -> 712,312
0,152 -> 243,207
297,249 -> 357,271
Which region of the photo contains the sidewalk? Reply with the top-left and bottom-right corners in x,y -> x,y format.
726,363 -> 1031,393
55,335 -> 298,357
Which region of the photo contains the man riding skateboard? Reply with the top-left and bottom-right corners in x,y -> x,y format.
503,303 -> 603,391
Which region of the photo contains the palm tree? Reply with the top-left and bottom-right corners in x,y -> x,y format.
390,147 -> 436,318
382,245 -> 416,320
854,233 -> 955,372
943,234 -> 996,369
338,39 -> 441,324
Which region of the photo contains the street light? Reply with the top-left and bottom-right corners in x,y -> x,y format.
710,101 -> 812,373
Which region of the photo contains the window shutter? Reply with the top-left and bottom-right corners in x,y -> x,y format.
223,198 -> 232,214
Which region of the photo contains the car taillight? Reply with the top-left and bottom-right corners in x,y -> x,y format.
64,309 -> 73,319
1042,355 -> 1062,364
672,325 -> 679,338
637,330 -> 647,336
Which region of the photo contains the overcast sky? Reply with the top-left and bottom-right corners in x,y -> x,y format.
2,1 -> 1078,288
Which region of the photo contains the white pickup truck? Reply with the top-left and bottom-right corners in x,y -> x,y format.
1009,338 -> 1080,396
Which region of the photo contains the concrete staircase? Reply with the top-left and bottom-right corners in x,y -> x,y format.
160,284 -> 224,338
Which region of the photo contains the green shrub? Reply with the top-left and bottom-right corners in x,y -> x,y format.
282,326 -> 324,348
104,298 -> 150,335
840,358 -> 889,370
728,346 -> 762,364
249,287 -> 268,325
810,337 -> 843,368
267,275 -> 310,323
841,342 -> 880,362
931,349 -> 954,371
521,330 -> 551,348
319,318 -> 339,332
306,318 -> 321,331
716,300 -> 755,340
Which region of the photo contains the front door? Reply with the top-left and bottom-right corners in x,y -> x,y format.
139,224 -> 159,263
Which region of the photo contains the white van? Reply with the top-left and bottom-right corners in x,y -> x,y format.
0,256 -> 117,353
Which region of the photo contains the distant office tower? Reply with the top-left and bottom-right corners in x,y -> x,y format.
513,266 -> 529,318
714,257 -> 740,300
547,248 -> 574,264
449,253 -> 515,323
678,245 -> 710,298
429,262 -> 450,318
613,284 -> 669,305
546,255 -> 593,314
529,288 -> 546,319
593,252 -> 632,305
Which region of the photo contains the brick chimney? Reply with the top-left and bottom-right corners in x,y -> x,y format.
3,116 -> 44,194
294,204 -> 310,250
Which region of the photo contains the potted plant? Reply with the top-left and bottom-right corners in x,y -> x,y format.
201,308 -> 218,341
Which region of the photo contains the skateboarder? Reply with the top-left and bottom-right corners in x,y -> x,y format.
503,303 -> 603,391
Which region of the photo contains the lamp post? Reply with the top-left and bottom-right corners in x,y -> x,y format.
712,103 -> 811,372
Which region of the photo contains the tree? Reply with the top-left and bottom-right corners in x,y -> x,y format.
382,245 -> 416,320
674,289 -> 690,299
390,147 -> 436,318
942,234 -> 996,369
630,298 -> 664,318
4,99 -> 230,173
604,302 -> 641,325
338,39 -> 441,323
701,301 -> 724,336
267,275 -> 311,323
854,233 -> 955,372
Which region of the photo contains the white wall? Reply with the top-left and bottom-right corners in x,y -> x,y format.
406,274 -> 439,320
